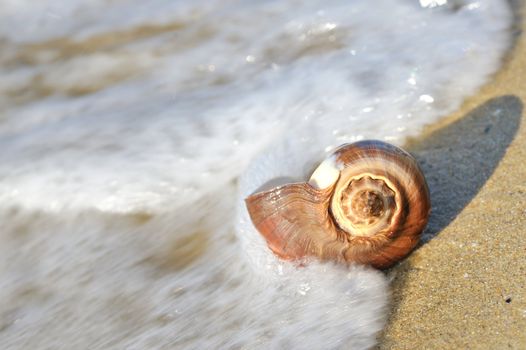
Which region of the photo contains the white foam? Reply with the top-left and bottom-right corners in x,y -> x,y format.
0,0 -> 512,349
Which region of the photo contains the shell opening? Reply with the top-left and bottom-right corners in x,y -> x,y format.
331,175 -> 398,237
351,190 -> 386,219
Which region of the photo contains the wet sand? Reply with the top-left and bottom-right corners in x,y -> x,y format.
380,1 -> 526,348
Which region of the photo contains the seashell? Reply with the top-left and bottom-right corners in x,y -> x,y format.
245,140 -> 431,269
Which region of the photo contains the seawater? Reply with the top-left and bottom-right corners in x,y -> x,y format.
0,0 -> 512,349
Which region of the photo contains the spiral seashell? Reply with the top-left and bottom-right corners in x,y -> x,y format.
245,140 -> 431,269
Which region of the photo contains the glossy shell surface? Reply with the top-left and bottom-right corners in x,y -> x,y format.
245,140 -> 431,269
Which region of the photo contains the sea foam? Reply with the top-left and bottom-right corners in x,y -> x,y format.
0,0 -> 512,349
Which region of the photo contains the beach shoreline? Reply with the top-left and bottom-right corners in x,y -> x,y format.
380,1 -> 526,348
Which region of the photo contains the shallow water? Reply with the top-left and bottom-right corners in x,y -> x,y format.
0,0 -> 513,349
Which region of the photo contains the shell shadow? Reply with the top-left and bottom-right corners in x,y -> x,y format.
379,95 -> 522,347
407,95 -> 522,243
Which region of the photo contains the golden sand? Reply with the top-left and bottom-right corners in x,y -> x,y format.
380,1 -> 526,348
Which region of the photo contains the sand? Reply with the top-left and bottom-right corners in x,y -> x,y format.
379,1 -> 526,348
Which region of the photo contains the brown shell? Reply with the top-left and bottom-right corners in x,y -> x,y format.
245,140 -> 431,269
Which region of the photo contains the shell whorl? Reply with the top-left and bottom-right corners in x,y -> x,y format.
245,140 -> 431,269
